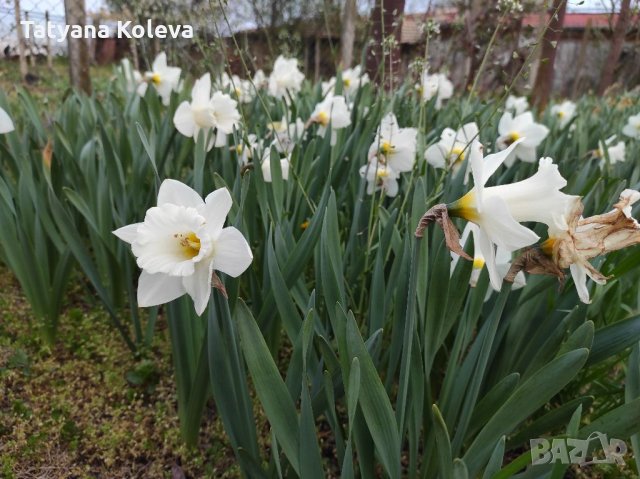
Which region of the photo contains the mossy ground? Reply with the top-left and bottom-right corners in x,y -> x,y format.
0,267 -> 240,478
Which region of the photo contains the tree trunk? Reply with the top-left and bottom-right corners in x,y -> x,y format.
123,6 -> 139,70
598,0 -> 632,95
64,0 -> 92,94
315,36 -> 321,82
25,11 -> 35,68
13,0 -> 28,81
340,0 -> 357,68
365,0 -> 406,89
531,0 -> 567,110
463,0 -> 484,89
571,18 -> 591,98
45,11 -> 53,70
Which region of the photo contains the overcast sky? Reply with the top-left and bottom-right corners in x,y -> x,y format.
403,0 -> 625,13
14,0 -> 630,19
13,0 -> 106,19
0,0 -> 629,39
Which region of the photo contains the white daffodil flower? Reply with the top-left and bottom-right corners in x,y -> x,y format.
220,73 -> 254,104
419,70 -> 453,109
119,58 -> 142,93
596,135 -> 626,166
173,73 -> 241,151
137,52 -> 181,106
451,222 -> 526,291
253,69 -> 267,89
550,100 -> 576,129
449,143 -> 578,290
113,180 -> 253,315
310,94 -> 351,145
261,148 -> 290,182
322,66 -> 369,97
322,77 -> 336,96
236,79 -> 254,103
0,106 -> 15,134
425,122 -> 478,180
622,113 -> 640,139
368,113 -> 417,173
268,55 -> 305,99
269,116 -> 306,154
233,134 -> 260,166
505,95 -> 529,115
342,66 -> 369,97
541,190 -> 640,304
496,111 -> 549,166
359,162 -> 399,197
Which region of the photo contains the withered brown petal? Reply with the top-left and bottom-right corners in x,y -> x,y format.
415,204 -> 473,261
506,247 -> 566,284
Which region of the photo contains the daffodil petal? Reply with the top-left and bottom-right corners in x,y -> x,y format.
113,223 -> 140,244
0,107 -> 15,134
182,260 -> 213,315
157,179 -> 203,208
479,195 -> 540,251
201,188 -> 233,236
477,228 -> 502,291
191,73 -> 211,105
212,227 -> 253,277
521,123 -> 549,147
425,144 -> 447,168
137,270 -> 186,307
570,263 -> 591,304
174,102 -> 196,138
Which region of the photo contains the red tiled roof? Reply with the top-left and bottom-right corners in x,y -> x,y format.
401,9 -> 459,44
402,10 -> 637,44
523,12 -> 620,28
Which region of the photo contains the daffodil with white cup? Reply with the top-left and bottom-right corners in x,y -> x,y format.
220,73 -> 254,104
424,140 -> 578,291
323,66 -> 370,97
622,113 -> 640,139
173,73 -> 241,151
368,113 -> 417,173
550,100 -> 576,129
419,70 -> 453,109
358,113 -> 417,198
268,55 -> 305,99
505,95 -> 529,115
137,52 -> 181,106
233,134 -> 260,167
424,122 -> 478,179
268,116 -> 305,154
496,111 -> 549,166
595,135 -> 626,167
309,94 -> 351,145
252,69 -> 267,89
359,162 -> 400,197
261,147 -> 290,182
113,180 -> 253,315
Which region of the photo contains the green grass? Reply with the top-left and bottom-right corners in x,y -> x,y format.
0,57 -> 112,106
